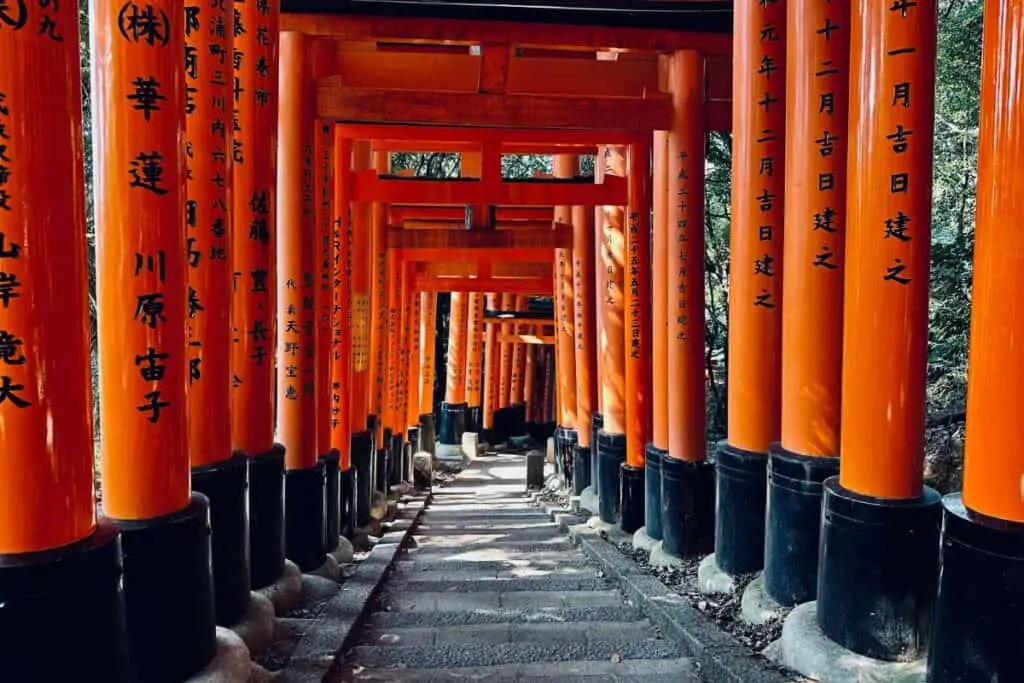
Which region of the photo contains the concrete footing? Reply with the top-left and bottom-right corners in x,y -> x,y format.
739,574 -> 784,625
461,432 -> 480,460
763,602 -> 925,683
183,627 -> 251,683
435,443 -> 468,467
310,554 -> 341,582
228,592 -> 276,657
255,560 -> 303,615
697,553 -> 737,595
579,485 -> 599,514
546,437 -> 555,464
369,491 -> 389,521
329,536 -> 354,565
413,451 -> 432,488
632,526 -> 659,552
648,541 -> 687,568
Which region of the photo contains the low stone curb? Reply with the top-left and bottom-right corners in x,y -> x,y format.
275,494 -> 430,682
536,501 -> 796,683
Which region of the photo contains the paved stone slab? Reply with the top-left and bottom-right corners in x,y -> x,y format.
391,575 -> 611,593
330,657 -> 697,681
368,605 -> 646,629
364,621 -> 655,648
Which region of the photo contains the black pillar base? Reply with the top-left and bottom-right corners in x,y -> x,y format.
928,494 -> 1024,682
817,477 -> 941,661
192,453 -> 251,626
120,493 -> 217,683
597,430 -> 626,524
439,402 -> 467,445
320,450 -> 340,554
284,464 -> 327,573
0,519 -> 128,681
590,412 -> 603,500
248,443 -> 285,589
491,407 -> 509,445
508,402 -> 526,437
526,449 -> 545,490
620,463 -> 645,534
644,444 -> 665,541
351,430 -> 373,528
389,433 -> 404,489
339,466 -> 356,539
377,426 -> 391,495
661,456 -> 715,558
418,413 -> 436,455
466,405 -> 482,433
572,444 -> 591,495
555,426 -> 578,488
714,441 -> 768,575
763,444 -> 839,607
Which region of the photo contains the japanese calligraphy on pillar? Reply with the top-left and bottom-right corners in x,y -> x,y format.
230,0 -> 277,454
94,0 -> 189,518
0,92 -> 27,412
626,210 -> 641,360
329,135 -> 352,449
879,0 -> 928,287
315,123 -> 333,453
185,0 -> 231,465
750,0 -> 785,311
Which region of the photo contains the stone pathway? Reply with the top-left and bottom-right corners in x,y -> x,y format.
330,453 -> 699,682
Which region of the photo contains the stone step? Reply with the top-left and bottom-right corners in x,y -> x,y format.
330,657 -> 696,682
346,639 -> 683,670
394,560 -> 595,579
403,547 -> 588,564
389,575 -> 611,593
416,521 -> 557,532
406,540 -> 575,555
411,528 -> 566,545
368,605 -> 646,629
362,620 -> 656,647
379,589 -> 625,613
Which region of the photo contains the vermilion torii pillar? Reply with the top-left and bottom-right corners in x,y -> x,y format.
277,31 -> 326,573
349,141 -> 374,529
814,0 -> 941,663
406,280 -> 422,432
662,49 -> 715,561
596,146 -> 628,526
93,0 -> 216,676
482,293 -> 500,441
369,150 -> 388,493
715,0 -> 786,578
419,291 -> 437,430
0,9 -> 127,678
643,130 -> 669,545
571,198 -> 598,498
464,292 -> 486,435
438,292 -> 469,461
554,154 -> 578,490
761,0 -> 849,608
929,3 -> 1024,678
331,132 -> 357,540
232,0 -> 284,590
315,122 -> 342,553
185,0 -> 250,627
620,138 -> 652,534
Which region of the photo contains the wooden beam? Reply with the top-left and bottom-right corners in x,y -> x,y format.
355,172 -> 627,206
389,227 -> 570,250
338,124 -> 637,146
416,276 -> 554,295
480,43 -> 511,94
497,333 -> 556,345
319,80 -> 674,130
505,56 -> 659,99
418,261 -> 551,278
334,49 -> 480,92
281,14 -> 733,55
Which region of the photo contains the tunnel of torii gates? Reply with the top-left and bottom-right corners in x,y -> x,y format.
1,0 -> 1024,681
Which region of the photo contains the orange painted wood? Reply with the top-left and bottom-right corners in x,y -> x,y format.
0,5 -> 97,551
333,49 -> 480,92
349,141 -> 372,434
416,277 -> 554,295
480,43 -> 512,94
185,0 -> 232,468
554,154 -> 578,429
780,0 -> 850,458
727,0 -> 786,454
963,0 -> 1024,523
406,277 -> 423,427
318,82 -> 674,131
482,293 -> 500,429
465,293 -> 486,408
625,140 -> 653,467
231,0 -> 279,456
419,291 -> 437,416
599,147 -> 628,435
446,292 -> 469,404
839,0 -> 936,499
498,293 -> 515,408
571,201 -> 598,448
340,123 -> 637,146
667,50 -> 707,463
331,133 -> 354,468
594,154 -> 608,415
353,171 -> 627,206
315,122 -> 334,457
498,333 -> 556,345
510,295 -> 529,405
369,151 -> 389,438
277,32 -> 318,471
389,228 -> 570,250
385,249 -> 402,431
506,56 -> 660,99
281,14 -> 733,55
94,0 -> 190,520
652,131 -> 670,451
